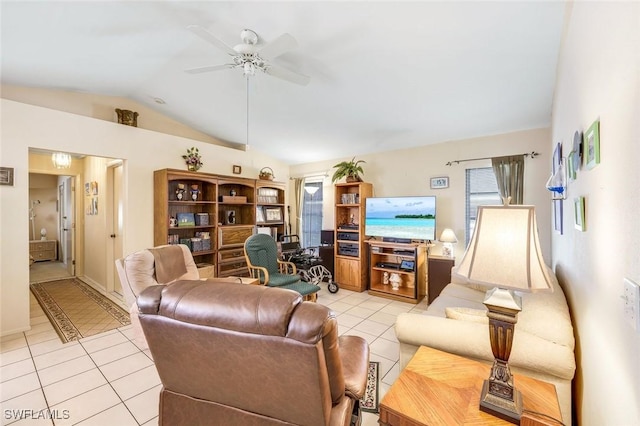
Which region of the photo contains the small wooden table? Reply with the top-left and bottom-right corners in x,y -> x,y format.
379,346 -> 562,426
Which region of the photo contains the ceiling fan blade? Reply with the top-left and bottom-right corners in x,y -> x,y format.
264,64 -> 310,86
258,33 -> 298,59
187,25 -> 237,56
185,64 -> 235,74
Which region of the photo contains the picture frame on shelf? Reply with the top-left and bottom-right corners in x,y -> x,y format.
584,120 -> 600,170
574,196 -> 586,231
0,167 -> 14,186
430,176 -> 449,189
265,207 -> 283,223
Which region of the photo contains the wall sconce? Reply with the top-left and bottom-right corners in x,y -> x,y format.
51,152 -> 72,169
545,157 -> 566,200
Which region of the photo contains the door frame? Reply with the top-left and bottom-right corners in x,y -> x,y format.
105,160 -> 125,299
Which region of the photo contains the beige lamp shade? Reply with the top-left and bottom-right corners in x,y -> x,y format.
439,228 -> 458,243
455,205 -> 552,292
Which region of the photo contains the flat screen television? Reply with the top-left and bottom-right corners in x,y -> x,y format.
365,196 -> 436,242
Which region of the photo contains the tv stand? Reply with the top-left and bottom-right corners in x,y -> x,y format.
366,240 -> 427,303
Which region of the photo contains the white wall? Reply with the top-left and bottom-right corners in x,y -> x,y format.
290,127 -> 552,261
550,2 -> 640,424
0,99 -> 289,336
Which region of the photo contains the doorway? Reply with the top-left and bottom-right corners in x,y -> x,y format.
29,173 -> 74,284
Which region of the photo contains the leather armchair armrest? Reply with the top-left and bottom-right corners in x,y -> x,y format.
137,285 -> 165,314
338,335 -> 370,400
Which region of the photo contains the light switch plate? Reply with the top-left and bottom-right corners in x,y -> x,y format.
623,278 -> 640,331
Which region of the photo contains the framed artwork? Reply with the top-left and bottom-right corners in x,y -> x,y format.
552,143 -> 563,235
0,167 -> 14,186
225,209 -> 237,225
584,120 -> 600,170
430,176 -> 449,189
256,206 -> 265,224
574,196 -> 585,231
265,207 -> 283,223
232,165 -> 242,174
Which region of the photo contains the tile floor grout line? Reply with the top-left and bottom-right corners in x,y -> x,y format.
74,333 -> 144,426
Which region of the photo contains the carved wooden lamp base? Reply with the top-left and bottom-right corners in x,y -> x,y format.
481,287 -> 524,424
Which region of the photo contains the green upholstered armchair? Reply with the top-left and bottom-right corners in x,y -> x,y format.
244,233 -> 319,301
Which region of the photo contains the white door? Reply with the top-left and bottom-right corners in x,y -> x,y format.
59,177 -> 75,276
107,162 -> 124,296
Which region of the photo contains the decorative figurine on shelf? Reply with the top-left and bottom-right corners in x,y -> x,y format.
383,271 -> 390,285
169,217 -> 177,227
230,189 -> 237,197
389,273 -> 401,291
190,184 -> 200,201
176,183 -> 186,200
227,210 -> 236,225
182,147 -> 203,172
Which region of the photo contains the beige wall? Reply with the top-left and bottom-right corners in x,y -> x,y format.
0,98 -> 290,336
550,2 -> 640,424
290,127 -> 552,262
29,174 -> 58,241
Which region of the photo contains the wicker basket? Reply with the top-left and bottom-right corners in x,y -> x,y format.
259,167 -> 274,181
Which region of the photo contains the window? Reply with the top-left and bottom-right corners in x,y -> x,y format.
302,181 -> 323,248
465,167 -> 501,245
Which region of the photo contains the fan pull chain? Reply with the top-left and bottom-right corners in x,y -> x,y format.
246,75 -> 250,150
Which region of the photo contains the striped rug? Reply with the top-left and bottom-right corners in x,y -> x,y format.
30,278 -> 130,343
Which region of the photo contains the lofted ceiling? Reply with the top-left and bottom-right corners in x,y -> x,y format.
0,1 -> 566,165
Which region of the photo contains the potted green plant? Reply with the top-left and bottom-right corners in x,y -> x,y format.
331,157 -> 365,183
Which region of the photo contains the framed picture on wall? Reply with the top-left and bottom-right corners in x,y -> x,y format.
430,176 -> 449,189
574,196 -> 586,231
0,167 -> 14,186
584,120 -> 600,170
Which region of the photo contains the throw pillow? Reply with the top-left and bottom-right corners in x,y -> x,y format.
445,307 -> 489,324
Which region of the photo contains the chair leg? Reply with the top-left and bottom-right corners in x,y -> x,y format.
303,292 -> 318,303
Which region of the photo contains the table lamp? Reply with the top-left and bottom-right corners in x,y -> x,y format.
454,203 -> 552,424
439,228 -> 458,258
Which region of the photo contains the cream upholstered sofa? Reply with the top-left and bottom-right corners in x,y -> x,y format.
395,267 -> 576,424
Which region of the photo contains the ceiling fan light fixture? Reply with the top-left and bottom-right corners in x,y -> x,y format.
243,62 -> 256,76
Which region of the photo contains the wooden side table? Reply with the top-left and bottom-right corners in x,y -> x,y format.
427,256 -> 454,304
379,346 -> 562,426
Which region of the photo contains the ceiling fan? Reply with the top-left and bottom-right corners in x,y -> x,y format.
185,25 -> 310,86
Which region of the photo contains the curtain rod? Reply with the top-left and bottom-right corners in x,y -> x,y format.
289,172 -> 329,180
445,151 -> 539,166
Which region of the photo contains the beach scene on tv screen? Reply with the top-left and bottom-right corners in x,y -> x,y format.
365,196 -> 436,240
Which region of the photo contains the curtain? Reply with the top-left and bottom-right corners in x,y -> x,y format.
293,178 -> 304,237
491,155 -> 525,205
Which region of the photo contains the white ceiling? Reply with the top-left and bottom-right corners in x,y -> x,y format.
1,1 -> 566,165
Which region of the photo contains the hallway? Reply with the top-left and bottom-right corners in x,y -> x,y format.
30,261 -> 72,285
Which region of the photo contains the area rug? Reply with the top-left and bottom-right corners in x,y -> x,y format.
360,361 -> 380,413
30,278 -> 130,343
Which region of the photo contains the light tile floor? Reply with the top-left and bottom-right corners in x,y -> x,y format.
1,285 -> 429,426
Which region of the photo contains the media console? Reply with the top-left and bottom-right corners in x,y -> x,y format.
366,240 -> 427,303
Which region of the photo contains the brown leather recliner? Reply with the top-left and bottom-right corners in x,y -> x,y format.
137,280 -> 370,426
